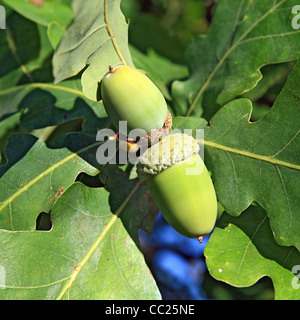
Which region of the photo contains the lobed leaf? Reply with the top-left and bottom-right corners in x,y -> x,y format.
201,61 -> 300,250
53,0 -> 134,101
172,0 -> 300,118
130,46 -> 188,101
2,0 -> 73,27
0,182 -> 160,299
0,134 -> 99,230
205,205 -> 300,300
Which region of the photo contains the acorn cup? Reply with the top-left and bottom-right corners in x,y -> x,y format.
137,133 -> 218,241
101,65 -> 172,149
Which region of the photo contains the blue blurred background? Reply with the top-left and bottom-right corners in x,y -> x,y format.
139,212 -> 274,300
139,212 -> 209,300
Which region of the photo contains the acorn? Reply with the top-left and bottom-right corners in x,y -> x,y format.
137,133 -> 218,240
101,65 -> 171,144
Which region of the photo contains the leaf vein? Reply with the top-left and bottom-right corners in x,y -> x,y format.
245,119 -> 279,152
186,0 -> 286,116
1,276 -> 70,290
58,24 -> 107,55
104,0 -> 127,65
197,139 -> 300,170
0,142 -> 102,214
225,151 -> 239,194
56,181 -> 141,300
0,83 -> 85,98
239,30 -> 300,45
110,223 -> 138,299
236,214 -> 267,276
270,129 -> 300,158
275,165 -> 292,231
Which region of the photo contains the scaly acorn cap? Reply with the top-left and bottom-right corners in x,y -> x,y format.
137,133 -> 199,180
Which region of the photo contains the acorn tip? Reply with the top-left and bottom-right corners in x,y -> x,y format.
198,236 -> 203,243
109,65 -> 115,73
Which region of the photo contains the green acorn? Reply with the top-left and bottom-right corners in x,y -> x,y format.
101,65 -> 170,139
137,133 -> 218,240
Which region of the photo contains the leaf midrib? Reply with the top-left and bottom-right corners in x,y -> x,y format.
198,138 -> 300,170
55,0 -> 127,66
186,0 -> 286,116
0,82 -> 85,98
56,181 -> 141,300
0,142 -> 102,213
104,0 -> 127,65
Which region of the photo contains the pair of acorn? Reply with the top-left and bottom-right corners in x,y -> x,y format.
101,65 -> 217,242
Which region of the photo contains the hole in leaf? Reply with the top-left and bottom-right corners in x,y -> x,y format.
96,80 -> 103,101
36,211 -> 52,231
75,172 -> 104,188
45,118 -> 84,144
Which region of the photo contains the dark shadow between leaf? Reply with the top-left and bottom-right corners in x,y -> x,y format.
75,172 -> 104,188
98,164 -> 159,251
0,12 -> 40,79
36,211 -> 52,231
18,89 -> 107,133
16,88 -> 112,170
0,132 -> 37,178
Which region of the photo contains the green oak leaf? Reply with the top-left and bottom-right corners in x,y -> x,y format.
47,21 -> 66,50
53,0 -> 134,101
2,0 -> 73,27
0,182 -> 160,300
0,9 -> 106,137
172,0 -> 300,118
0,11 -> 52,140
17,86 -> 108,132
130,46 -> 188,101
199,60 -> 300,250
172,116 -> 207,134
0,134 -> 99,230
205,205 -> 300,300
0,12 -> 53,94
0,79 -> 108,145
241,63 -> 293,103
99,164 -> 159,244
